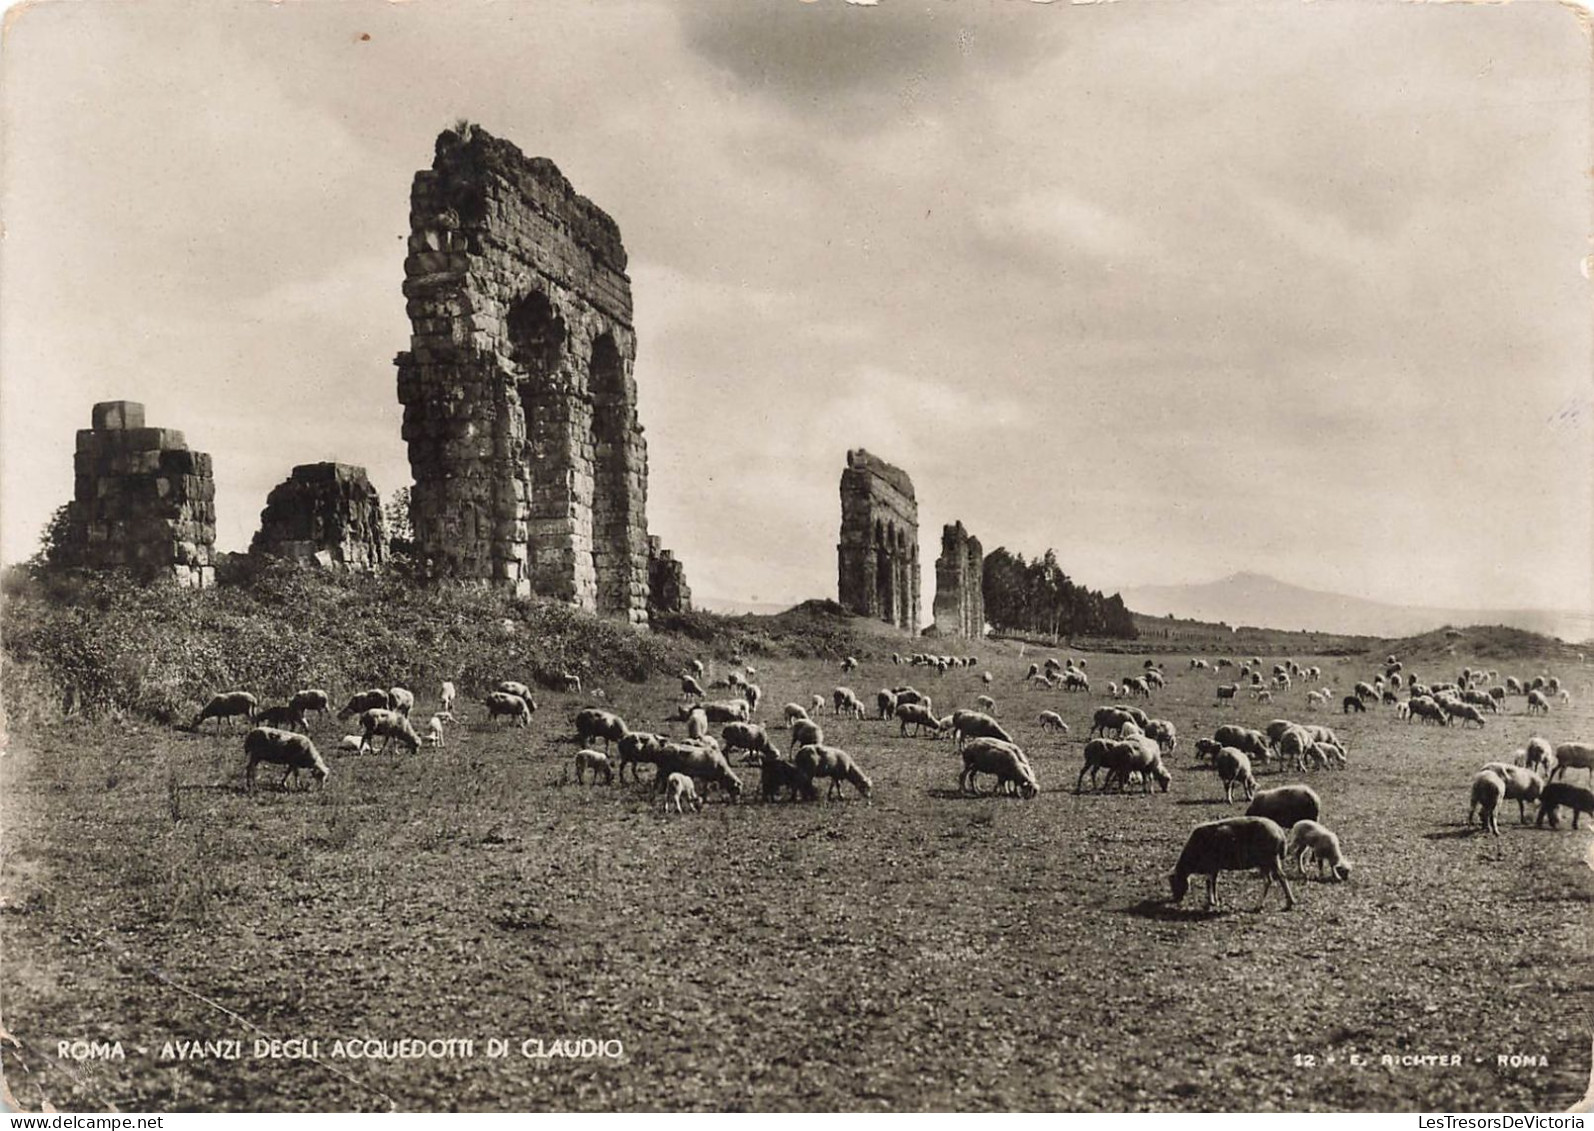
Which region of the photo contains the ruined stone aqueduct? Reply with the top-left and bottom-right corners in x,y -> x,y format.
56,125 -> 983,638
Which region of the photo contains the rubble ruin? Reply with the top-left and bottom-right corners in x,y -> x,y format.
932,520 -> 985,639
59,401 -> 216,588
250,462 -> 387,572
837,448 -> 920,633
646,535 -> 691,617
395,124 -> 654,623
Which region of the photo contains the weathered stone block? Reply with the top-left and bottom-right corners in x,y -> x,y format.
92,401 -> 146,431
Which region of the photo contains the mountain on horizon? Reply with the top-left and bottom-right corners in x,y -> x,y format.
1119,572 -> 1594,643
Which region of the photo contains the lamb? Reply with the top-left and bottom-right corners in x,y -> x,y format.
654,741 -> 743,799
337,734 -> 363,752
1284,820 -> 1352,880
387,686 -> 415,717
877,689 -> 899,720
951,710 -> 1014,749
782,703 -> 810,727
1480,762 -> 1545,823
662,772 -> 704,815
1215,747 -> 1257,803
721,722 -> 780,764
337,688 -> 390,721
617,731 -> 667,783
440,681 -> 457,714
1244,785 -> 1321,829
1469,770 -> 1506,835
289,688 -> 330,719
254,704 -> 307,733
975,694 -> 997,716
423,712 -> 455,748
1524,736 -> 1556,777
483,691 -> 532,727
574,708 -> 630,752
896,703 -> 944,738
841,656 -> 859,673
243,727 -> 330,792
1038,711 -> 1069,733
1306,690 -> 1327,710
1526,690 -> 1551,715
793,744 -> 872,799
194,691 -> 259,732
790,718 -> 825,751
1536,782 -> 1594,829
740,683 -> 763,714
959,738 -> 1039,799
1551,742 -> 1594,783
1122,676 -> 1151,699
1169,817 -> 1294,911
360,708 -> 421,755
831,687 -> 865,719
574,748 -> 614,785
810,693 -> 827,716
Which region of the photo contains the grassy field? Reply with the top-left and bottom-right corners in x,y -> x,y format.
3,640 -> 1592,1111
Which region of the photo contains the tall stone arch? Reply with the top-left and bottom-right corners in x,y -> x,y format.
838,449 -> 919,633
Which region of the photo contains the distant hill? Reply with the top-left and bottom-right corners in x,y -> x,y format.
1120,572 -> 1593,643
693,595 -> 800,617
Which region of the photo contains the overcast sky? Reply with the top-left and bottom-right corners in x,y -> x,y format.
3,0 -> 1590,617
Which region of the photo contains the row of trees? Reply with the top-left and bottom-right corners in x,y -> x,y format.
982,547 -> 1137,640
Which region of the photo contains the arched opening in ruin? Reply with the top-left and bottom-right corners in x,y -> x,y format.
507,291 -> 567,380
508,290 -> 569,594
875,520 -> 896,625
590,331 -> 634,617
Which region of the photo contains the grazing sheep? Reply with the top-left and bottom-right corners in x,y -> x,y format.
337,734 -> 363,752
790,718 -> 825,751
831,687 -> 866,719
782,702 -> 810,727
892,687 -> 929,708
289,689 -> 330,719
981,672 -> 994,685
440,681 -> 457,714
360,708 -> 421,755
617,731 -> 667,783
243,727 -> 329,792
1552,742 -> 1594,783
1216,683 -> 1239,704
575,748 -> 614,785
1169,817 -> 1294,911
575,708 -> 629,752
1026,663 -> 1041,682
654,742 -> 743,799
1144,719 -> 1178,754
684,707 -> 710,740
337,688 -> 390,721
496,681 -> 537,715
877,689 -> 899,720
896,703 -> 944,738
1214,724 -> 1270,764
841,657 -> 859,673
960,738 -> 1039,798
1090,707 -> 1136,738
725,671 -> 746,690
1469,770 -> 1506,836
195,691 -> 259,732
676,700 -> 751,724
794,744 -> 872,799
1524,736 -> 1555,777
760,755 -> 817,802
484,691 -> 532,726
721,722 -> 780,763
1038,710 -> 1069,734
1077,738 -> 1130,792
975,694 -> 998,716
1451,704 -> 1487,729
1526,690 -> 1551,715
1193,737 -> 1223,763
1536,782 -> 1594,829
681,675 -> 706,699
740,683 -> 763,714
662,772 -> 704,815
1215,747 -> 1257,803
1101,737 -> 1172,795
689,659 -> 705,677
1284,820 -> 1352,880
1481,763 -> 1546,823
387,687 -> 415,717
1245,785 -> 1321,829
254,704 -> 307,733
951,710 -> 1014,749
1341,696 -> 1366,715
1062,671 -> 1089,692
810,693 -> 827,716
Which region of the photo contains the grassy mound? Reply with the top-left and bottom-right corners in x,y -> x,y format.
1378,624 -> 1589,665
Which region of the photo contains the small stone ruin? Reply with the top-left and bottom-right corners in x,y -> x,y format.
59,401 -> 216,588
933,520 -> 985,639
837,448 -> 919,633
646,535 -> 691,616
396,124 -> 654,624
250,462 -> 387,572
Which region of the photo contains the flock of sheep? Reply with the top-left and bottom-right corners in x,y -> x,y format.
187,644 -> 1592,912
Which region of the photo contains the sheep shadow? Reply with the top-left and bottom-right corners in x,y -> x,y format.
1175,797 -> 1235,807
1123,898 -> 1228,922
1422,826 -> 1487,840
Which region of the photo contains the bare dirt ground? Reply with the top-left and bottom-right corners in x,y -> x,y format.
3,645 -> 1591,1111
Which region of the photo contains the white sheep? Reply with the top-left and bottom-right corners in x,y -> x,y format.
1468,770 -> 1505,836
575,748 -> 614,785
782,703 -> 810,728
1284,820 -> 1351,880
1481,762 -> 1546,823
1037,711 -> 1068,733
662,772 -> 704,814
440,680 -> 457,714
975,694 -> 997,716
1214,747 -> 1256,803
338,734 -> 364,752
423,712 -> 455,748
244,727 -> 329,792
388,686 -> 415,717
831,687 -> 865,719
810,693 -> 826,716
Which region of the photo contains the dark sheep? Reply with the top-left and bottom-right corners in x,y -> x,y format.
1536,782 -> 1594,829
1169,817 -> 1294,911
194,691 -> 258,732
1244,785 -> 1321,829
337,688 -> 390,721
243,726 -> 329,792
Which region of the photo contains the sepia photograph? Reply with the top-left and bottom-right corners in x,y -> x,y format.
1,0 -> 1592,1113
